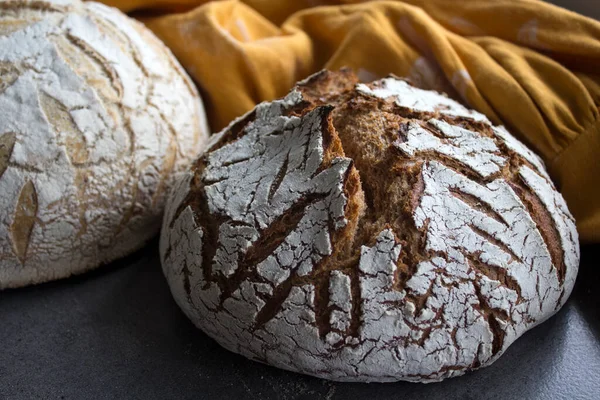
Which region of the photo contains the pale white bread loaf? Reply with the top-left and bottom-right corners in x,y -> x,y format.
0,0 -> 209,288
160,70 -> 579,382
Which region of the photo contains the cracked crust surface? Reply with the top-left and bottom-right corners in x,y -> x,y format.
160,69 -> 579,382
0,0 -> 209,288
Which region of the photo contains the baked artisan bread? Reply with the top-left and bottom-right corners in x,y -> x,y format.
160,69 -> 579,382
0,0 -> 209,288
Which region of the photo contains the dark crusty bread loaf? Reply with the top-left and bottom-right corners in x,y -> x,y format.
160,69 -> 579,382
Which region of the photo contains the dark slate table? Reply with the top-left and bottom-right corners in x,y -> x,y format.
1,241 -> 598,400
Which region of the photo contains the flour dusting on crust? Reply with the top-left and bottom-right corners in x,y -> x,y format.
161,70 -> 579,382
0,0 -> 208,288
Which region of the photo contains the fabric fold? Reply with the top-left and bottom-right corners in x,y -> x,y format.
98,0 -> 600,242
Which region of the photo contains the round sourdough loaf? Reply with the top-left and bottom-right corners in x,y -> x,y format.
160,69 -> 579,382
0,0 -> 209,288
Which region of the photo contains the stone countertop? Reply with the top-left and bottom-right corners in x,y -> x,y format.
1,242 -> 598,399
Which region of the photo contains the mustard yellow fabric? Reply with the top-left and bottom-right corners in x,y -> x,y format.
99,0 -> 600,242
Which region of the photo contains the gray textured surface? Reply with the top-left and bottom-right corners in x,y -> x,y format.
0,241 -> 598,399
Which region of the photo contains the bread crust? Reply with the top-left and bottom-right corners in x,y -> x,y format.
0,0 -> 209,288
160,69 -> 579,382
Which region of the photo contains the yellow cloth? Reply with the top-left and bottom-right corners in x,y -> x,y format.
100,0 -> 600,243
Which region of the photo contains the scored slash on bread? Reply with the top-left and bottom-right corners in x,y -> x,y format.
160,69 -> 579,383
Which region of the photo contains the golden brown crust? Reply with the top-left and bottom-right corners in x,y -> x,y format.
291,70 -> 568,284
